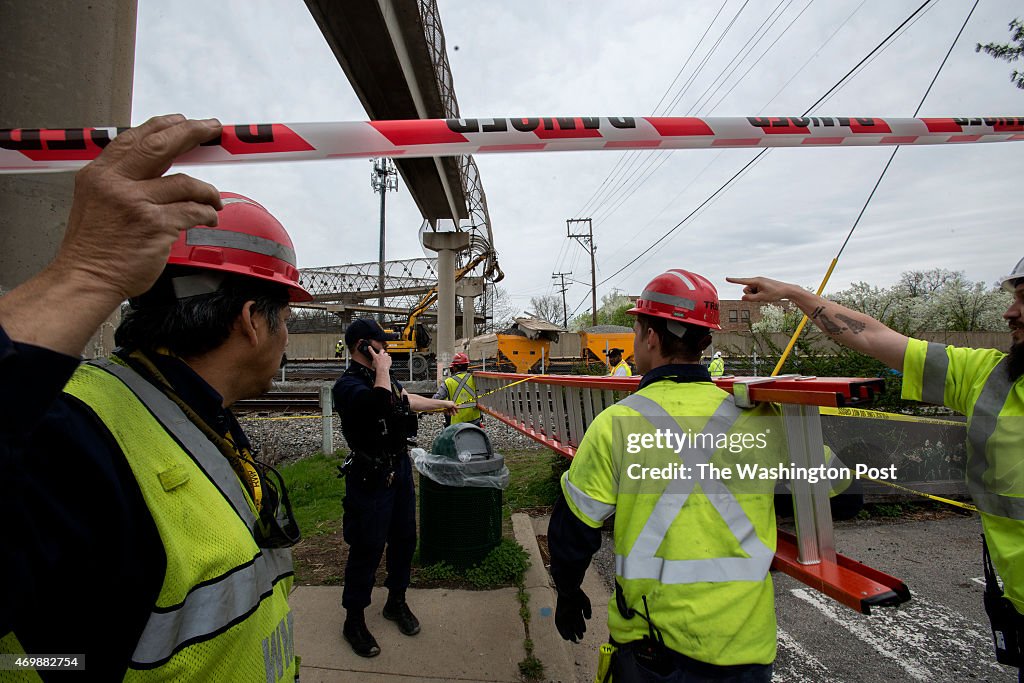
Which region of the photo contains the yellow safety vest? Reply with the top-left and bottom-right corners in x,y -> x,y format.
444,371 -> 482,424
610,360 -> 632,377
0,360 -> 297,681
709,358 -> 725,377
902,338 -> 1024,613
561,380 -> 784,666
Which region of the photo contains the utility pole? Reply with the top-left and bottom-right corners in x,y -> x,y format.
370,158 -> 398,322
567,218 -> 597,326
552,271 -> 572,329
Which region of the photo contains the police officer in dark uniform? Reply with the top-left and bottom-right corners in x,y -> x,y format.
333,318 -> 455,658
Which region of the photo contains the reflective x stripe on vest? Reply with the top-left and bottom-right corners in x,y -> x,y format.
66,360 -> 294,677
451,372 -> 476,404
613,394 -> 775,584
920,346 -> 1024,521
446,372 -> 481,424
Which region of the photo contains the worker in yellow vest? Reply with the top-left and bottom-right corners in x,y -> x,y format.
335,339 -> 344,358
709,351 -> 725,377
606,347 -> 632,377
1,119 -> 306,682
730,262 -> 1024,677
548,269 -> 787,681
433,353 -> 483,426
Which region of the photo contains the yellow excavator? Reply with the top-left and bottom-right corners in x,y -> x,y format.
384,252 -> 491,380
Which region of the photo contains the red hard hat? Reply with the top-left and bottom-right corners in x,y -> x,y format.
627,269 -> 721,331
166,192 -> 312,302
451,352 -> 470,367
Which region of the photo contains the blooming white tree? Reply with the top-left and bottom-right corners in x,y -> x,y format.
829,269 -> 1010,333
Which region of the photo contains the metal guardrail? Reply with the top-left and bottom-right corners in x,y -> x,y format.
475,371 -> 908,614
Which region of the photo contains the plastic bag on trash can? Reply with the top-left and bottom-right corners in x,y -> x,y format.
413,448 -> 510,490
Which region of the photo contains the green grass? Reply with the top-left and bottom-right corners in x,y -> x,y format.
502,448 -> 566,516
518,653 -> 544,680
278,452 -> 346,537
280,446 -> 562,541
415,539 -> 530,589
464,539 -> 530,589
872,503 -> 904,519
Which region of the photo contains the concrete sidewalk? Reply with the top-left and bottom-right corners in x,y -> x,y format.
292,585 -> 526,682
291,512 -> 591,682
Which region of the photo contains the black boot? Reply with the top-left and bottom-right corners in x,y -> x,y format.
343,610 -> 381,657
383,592 -> 421,636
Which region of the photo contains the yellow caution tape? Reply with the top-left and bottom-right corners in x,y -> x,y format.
477,374 -> 548,400
863,477 -> 978,512
821,406 -> 964,427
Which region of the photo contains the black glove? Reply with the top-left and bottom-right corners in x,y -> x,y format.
555,589 -> 591,643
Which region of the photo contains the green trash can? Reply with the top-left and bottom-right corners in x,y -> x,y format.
416,423 -> 509,569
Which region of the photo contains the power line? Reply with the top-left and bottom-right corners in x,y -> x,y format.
587,0 -> 801,229
582,0 -> 752,222
551,271 -> 572,328
811,0 -> 940,113
567,219 -> 598,326
836,0 -> 979,263
687,0 -> 797,115
595,0 -> 936,289
596,0 -> 871,266
770,0 -> 979,375
803,0 -> 932,114
650,0 -> 733,115
599,0 -> 856,261
702,0 -> 816,114
660,0 -> 755,117
760,0 -> 868,111
573,0 -> 730,220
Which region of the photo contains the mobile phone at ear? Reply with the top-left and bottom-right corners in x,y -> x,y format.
358,340 -> 371,355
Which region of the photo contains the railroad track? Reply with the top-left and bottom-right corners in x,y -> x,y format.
234,391 -> 320,413
280,360 -> 345,381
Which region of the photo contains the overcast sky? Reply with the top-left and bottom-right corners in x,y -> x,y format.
132,0 -> 1022,317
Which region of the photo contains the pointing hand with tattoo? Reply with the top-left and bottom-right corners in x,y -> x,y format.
726,275 -> 908,370
726,276 -> 800,303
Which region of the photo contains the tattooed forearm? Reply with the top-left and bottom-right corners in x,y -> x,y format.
817,313 -> 845,336
810,306 -> 824,319
835,313 -> 866,334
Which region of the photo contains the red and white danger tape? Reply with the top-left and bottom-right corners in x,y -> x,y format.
1,115 -> 1021,173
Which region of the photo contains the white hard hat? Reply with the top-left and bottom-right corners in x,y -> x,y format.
1000,256 -> 1024,292
713,351 -> 722,358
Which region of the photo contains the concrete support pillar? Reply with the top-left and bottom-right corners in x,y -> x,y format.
455,277 -> 484,340
0,0 -> 138,355
422,232 -> 470,384
460,295 -> 473,340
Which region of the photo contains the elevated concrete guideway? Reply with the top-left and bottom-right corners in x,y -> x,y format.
304,0 -> 468,223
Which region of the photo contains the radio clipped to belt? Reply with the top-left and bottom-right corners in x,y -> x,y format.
982,535 -> 1024,668
338,383 -> 418,489
337,450 -> 397,488
604,582 -> 685,683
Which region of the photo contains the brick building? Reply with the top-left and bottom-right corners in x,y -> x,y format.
717,299 -> 794,333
